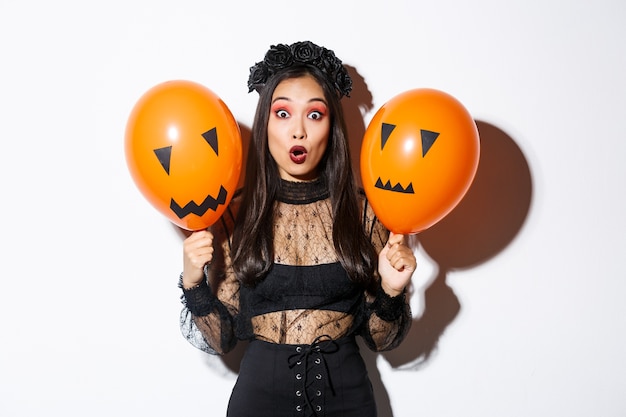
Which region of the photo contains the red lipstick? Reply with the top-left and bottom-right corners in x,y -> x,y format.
289,146 -> 307,164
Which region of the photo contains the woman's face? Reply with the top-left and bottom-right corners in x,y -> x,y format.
267,75 -> 330,181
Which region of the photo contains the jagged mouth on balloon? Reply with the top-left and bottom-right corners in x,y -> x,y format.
170,185 -> 228,218
374,178 -> 415,194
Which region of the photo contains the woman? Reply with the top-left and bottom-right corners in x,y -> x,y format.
179,41 -> 416,417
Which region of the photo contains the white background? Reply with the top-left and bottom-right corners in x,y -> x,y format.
1,0 -> 625,416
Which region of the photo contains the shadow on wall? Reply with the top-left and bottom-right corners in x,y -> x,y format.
382,119 -> 533,365
373,120 -> 532,416
342,65 -> 534,416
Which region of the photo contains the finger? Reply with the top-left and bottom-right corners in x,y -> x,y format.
186,231 -> 213,249
189,248 -> 214,268
387,232 -> 406,247
385,239 -> 407,260
387,248 -> 417,272
188,228 -> 212,239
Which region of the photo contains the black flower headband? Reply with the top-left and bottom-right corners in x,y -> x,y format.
247,41 -> 353,98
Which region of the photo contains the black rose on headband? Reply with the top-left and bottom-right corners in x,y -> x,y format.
248,41 -> 353,98
264,43 -> 294,71
291,41 -> 322,63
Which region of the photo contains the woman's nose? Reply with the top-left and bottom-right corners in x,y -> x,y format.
292,120 -> 306,139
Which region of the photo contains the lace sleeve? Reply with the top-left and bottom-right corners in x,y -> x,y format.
358,193 -> 412,352
360,281 -> 412,352
179,203 -> 240,355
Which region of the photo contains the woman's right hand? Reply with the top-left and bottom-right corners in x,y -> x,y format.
182,230 -> 214,289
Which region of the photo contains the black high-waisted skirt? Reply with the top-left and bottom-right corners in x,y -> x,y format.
227,335 -> 376,417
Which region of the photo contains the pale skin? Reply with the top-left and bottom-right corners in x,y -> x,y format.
183,75 -> 416,297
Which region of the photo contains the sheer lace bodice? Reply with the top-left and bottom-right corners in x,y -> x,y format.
179,178 -> 411,355
273,197 -> 336,265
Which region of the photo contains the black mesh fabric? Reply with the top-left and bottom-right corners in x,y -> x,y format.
179,179 -> 411,355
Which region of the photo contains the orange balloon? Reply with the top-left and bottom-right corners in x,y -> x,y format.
125,80 -> 242,231
360,88 -> 480,234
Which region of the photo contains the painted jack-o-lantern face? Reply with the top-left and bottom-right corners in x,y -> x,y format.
125,80 -> 242,231
361,88 -> 480,234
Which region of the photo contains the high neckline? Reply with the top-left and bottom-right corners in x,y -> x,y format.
277,177 -> 329,204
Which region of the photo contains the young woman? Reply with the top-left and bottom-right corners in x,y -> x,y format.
179,41 -> 416,417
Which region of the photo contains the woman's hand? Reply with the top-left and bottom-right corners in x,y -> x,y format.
378,232 -> 417,297
182,230 -> 214,289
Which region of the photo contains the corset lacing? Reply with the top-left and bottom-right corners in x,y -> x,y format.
287,335 -> 339,416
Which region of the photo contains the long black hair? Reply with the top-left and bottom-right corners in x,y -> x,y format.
231,65 -> 378,291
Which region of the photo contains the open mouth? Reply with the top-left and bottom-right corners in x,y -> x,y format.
289,146 -> 308,164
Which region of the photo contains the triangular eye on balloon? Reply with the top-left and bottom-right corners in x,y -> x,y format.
201,127 -> 219,155
420,129 -> 439,157
153,127 -> 219,175
154,146 -> 172,174
380,123 -> 440,157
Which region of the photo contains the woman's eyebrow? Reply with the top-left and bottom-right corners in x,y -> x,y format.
271,96 -> 327,105
272,96 -> 291,104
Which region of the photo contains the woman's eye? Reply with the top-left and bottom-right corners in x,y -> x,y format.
276,109 -> 289,118
308,110 -> 324,120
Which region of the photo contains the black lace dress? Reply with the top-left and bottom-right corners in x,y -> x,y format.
180,178 -> 412,417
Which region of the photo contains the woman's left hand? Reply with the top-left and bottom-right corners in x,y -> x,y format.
378,232 -> 417,297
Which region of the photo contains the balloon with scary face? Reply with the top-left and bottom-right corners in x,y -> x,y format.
125,80 -> 242,231
361,88 -> 480,234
